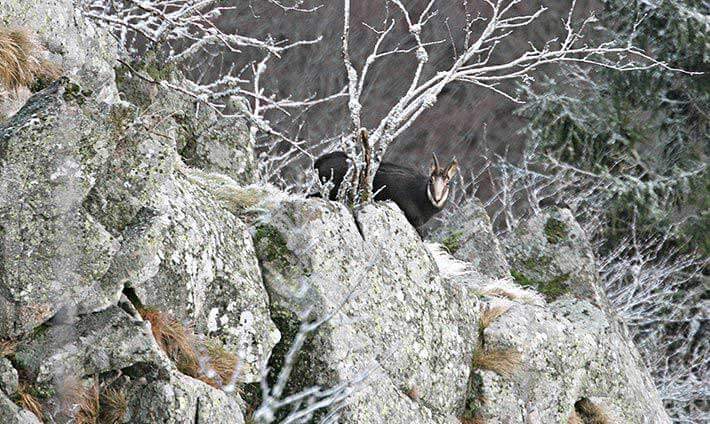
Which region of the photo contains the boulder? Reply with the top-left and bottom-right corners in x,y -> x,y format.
116,61 -> 258,185
0,79 -> 120,338
430,197 -> 510,279
71,62 -> 277,382
0,358 -> 18,396
0,392 -> 41,424
80,142 -> 278,383
83,100 -> 178,236
254,198 -> 480,422
12,306 -> 167,385
126,170 -> 280,383
123,369 -> 245,424
504,207 -> 606,305
472,298 -> 670,423
178,100 -> 258,185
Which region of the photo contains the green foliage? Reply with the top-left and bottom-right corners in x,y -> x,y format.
26,383 -> 55,400
62,81 -> 93,105
514,2 -> 707,419
461,371 -> 484,420
517,0 -> 707,255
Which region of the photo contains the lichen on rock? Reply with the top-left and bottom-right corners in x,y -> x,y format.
504,207 -> 606,305
253,198 -> 481,422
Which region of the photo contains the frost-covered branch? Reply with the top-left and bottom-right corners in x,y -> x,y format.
333,0 -> 696,202
83,0 -> 345,182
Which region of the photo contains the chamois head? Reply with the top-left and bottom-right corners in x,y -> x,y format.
427,153 -> 458,208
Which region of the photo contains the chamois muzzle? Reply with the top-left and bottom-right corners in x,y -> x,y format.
427,153 -> 458,209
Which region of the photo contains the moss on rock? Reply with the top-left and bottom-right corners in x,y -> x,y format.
61,80 -> 93,105
511,270 -> 570,301
441,230 -> 465,254
544,217 -> 568,244
253,224 -> 291,271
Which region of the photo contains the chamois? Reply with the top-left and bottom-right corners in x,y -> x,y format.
312,152 -> 458,232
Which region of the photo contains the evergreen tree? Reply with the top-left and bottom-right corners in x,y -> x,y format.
515,1 -> 708,421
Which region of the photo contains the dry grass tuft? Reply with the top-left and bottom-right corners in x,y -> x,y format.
74,383 -> 99,424
199,340 -> 239,387
138,307 -> 239,389
568,410 -> 584,424
575,398 -> 610,424
214,186 -> 264,213
479,304 -> 509,332
57,376 -> 99,424
139,307 -> 200,371
17,383 -> 44,421
472,347 -> 521,378
0,339 -> 17,357
99,387 -> 128,424
0,28 -> 60,91
404,386 -> 419,401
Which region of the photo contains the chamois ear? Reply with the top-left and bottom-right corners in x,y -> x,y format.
430,152 -> 440,174
445,158 -> 458,180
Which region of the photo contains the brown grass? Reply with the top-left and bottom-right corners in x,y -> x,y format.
479,304 -> 509,333
575,398 -> 610,424
214,186 -> 264,213
17,383 -> 44,421
0,28 -> 60,91
139,307 -> 200,370
472,347 -> 521,378
0,339 -> 17,357
568,410 -> 584,424
201,340 -> 239,386
56,376 -> 100,424
99,387 -> 128,424
138,307 -> 239,389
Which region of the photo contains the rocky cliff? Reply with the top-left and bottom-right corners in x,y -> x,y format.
0,1 -> 670,423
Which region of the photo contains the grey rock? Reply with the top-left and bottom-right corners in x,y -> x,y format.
473,299 -> 670,423
123,370 -> 245,424
430,197 -> 510,278
0,391 -> 41,424
504,207 -> 606,304
256,198 -> 480,422
0,79 -> 119,338
0,358 -> 18,396
0,0 -> 118,102
178,101 -> 258,186
84,103 -> 178,235
79,207 -> 170,314
124,169 -> 279,383
70,63 -> 275,382
13,306 -> 167,384
117,62 -> 258,185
